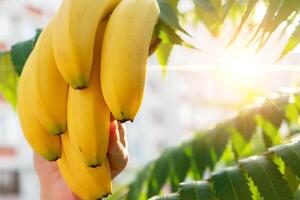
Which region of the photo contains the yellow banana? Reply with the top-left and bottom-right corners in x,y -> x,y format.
68,21 -> 110,167
17,52 -> 61,161
53,0 -> 121,89
101,0 -> 160,122
30,20 -> 68,135
57,133 -> 112,200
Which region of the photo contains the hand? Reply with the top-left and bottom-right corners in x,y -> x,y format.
34,121 -> 129,200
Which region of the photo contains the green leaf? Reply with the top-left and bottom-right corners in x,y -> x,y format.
193,0 -> 215,12
0,53 -> 19,108
157,22 -> 197,50
179,181 -> 214,200
169,145 -> 191,191
11,29 -> 41,76
241,132 -> 266,157
191,134 -> 214,178
156,42 -> 173,70
209,125 -> 231,162
285,103 -> 299,124
240,156 -> 293,200
294,189 -> 300,200
234,106 -> 259,141
246,173 -> 262,200
284,166 -> 299,193
219,141 -> 236,165
230,128 -> 248,159
220,0 -> 236,22
259,0 -> 300,49
210,0 -> 221,12
228,0 -> 259,46
255,115 -> 282,146
211,166 -> 252,200
149,193 -> 180,200
268,0 -> 300,35
147,150 -> 172,198
158,22 -> 183,45
278,22 -> 300,60
127,164 -> 153,200
193,1 -> 221,37
247,0 -> 282,46
158,0 -> 188,35
259,97 -> 286,128
270,141 -> 300,179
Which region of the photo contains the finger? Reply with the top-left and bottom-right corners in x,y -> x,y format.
108,121 -> 120,151
108,121 -> 128,161
117,122 -> 127,148
107,120 -> 129,179
107,145 -> 129,179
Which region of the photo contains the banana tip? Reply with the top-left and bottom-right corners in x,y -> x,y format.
89,163 -> 102,168
73,85 -> 88,90
98,192 -> 112,199
49,155 -> 61,162
70,78 -> 89,90
119,118 -> 134,123
51,126 -> 66,135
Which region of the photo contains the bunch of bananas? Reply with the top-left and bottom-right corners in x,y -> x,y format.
17,0 -> 159,199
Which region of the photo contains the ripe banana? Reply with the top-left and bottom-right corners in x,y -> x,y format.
101,0 -> 160,122
57,132 -> 112,200
17,52 -> 61,161
68,21 -> 110,167
30,20 -> 68,135
53,0 -> 121,89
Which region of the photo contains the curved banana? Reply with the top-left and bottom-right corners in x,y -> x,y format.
53,0 -> 121,89
17,52 -> 61,161
101,0 -> 160,122
30,20 -> 68,135
68,21 -> 110,167
57,133 -> 112,199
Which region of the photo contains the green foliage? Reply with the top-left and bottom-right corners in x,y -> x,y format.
110,92 -> 300,200
279,23 -> 300,60
155,43 -> 173,70
193,0 -> 221,36
270,141 -> 300,179
179,181 -> 214,200
147,150 -> 172,197
240,156 -> 292,200
154,141 -> 300,200
228,0 -> 259,46
0,53 -> 19,108
127,164 -> 153,200
211,166 -> 252,200
169,145 -> 191,191
159,141 -> 300,200
148,140 -> 300,200
158,0 -> 187,34
10,29 -> 41,76
245,0 -> 300,51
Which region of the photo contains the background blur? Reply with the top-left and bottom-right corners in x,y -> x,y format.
1,0 -> 300,199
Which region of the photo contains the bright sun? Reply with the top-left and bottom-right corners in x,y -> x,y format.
216,47 -> 265,89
